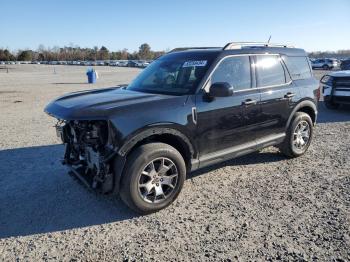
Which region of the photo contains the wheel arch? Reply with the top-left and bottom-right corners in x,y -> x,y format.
112,127 -> 196,195
286,100 -> 317,128
118,127 -> 196,161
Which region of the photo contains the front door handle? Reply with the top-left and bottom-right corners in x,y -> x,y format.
284,92 -> 295,98
242,99 -> 257,105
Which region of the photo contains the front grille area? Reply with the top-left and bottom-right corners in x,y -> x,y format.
334,77 -> 350,91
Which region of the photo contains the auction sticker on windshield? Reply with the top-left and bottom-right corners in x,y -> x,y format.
183,60 -> 207,67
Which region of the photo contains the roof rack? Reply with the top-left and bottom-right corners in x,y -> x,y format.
223,42 -> 295,50
168,47 -> 220,53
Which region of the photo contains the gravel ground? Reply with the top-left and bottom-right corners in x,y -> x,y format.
0,65 -> 349,261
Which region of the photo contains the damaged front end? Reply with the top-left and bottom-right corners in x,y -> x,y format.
55,119 -> 119,193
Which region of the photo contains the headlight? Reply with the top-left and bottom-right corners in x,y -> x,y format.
320,75 -> 333,86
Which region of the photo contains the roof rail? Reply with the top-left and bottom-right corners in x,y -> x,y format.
223,42 -> 295,50
168,47 -> 220,53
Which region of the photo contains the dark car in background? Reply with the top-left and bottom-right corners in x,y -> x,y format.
321,70 -> 350,109
340,59 -> 350,70
126,60 -> 138,67
45,42 -> 318,214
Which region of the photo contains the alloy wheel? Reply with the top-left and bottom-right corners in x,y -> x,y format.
293,120 -> 310,150
137,157 -> 178,203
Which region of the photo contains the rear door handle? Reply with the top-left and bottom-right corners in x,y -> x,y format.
284,92 -> 295,98
242,99 -> 257,105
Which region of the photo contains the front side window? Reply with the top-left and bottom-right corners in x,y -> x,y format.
210,56 -> 251,91
255,55 -> 286,87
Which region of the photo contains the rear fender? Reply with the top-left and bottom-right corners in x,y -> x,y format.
286,100 -> 317,128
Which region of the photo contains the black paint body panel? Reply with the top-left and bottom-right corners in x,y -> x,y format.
45,46 -> 318,180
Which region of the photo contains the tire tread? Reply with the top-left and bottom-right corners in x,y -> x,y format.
279,112 -> 313,158
119,142 -> 185,214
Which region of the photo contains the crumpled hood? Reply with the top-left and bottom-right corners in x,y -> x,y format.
44,87 -> 172,120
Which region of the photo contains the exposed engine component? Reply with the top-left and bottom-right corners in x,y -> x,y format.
56,120 -> 115,192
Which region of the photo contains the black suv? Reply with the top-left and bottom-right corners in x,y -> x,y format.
45,42 -> 318,214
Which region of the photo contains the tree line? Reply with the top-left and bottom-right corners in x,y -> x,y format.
1,44 -> 350,62
0,43 -> 165,61
308,50 -> 350,59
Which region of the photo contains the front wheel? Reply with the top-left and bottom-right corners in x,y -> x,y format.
279,112 -> 314,158
119,142 -> 186,214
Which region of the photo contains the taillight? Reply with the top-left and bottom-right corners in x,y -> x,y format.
316,86 -> 321,101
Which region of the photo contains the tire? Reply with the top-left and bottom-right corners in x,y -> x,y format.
279,112 -> 314,158
324,100 -> 340,110
322,64 -> 329,70
119,142 -> 186,214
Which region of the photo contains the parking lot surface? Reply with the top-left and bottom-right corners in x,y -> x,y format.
0,66 -> 349,260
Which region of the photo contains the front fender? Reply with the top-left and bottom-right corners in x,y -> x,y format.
117,125 -> 196,158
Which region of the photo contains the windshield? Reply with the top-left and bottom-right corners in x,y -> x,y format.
127,52 -> 217,95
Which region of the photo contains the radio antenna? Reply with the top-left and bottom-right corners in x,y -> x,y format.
267,35 -> 272,44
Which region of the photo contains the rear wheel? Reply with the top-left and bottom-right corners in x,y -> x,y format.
279,112 -> 313,158
119,142 -> 186,214
322,64 -> 329,70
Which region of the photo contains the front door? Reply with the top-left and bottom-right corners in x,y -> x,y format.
195,55 -> 262,163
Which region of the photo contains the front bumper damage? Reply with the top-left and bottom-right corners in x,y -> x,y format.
56,120 -> 121,193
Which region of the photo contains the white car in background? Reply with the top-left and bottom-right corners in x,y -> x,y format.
134,60 -> 150,68
321,70 -> 350,109
141,61 -> 150,67
118,61 -> 128,67
133,61 -> 144,67
83,61 -> 92,66
312,58 -> 339,70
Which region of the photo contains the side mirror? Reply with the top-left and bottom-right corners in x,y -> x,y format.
209,82 -> 234,97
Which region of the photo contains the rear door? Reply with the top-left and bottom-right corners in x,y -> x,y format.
254,54 -> 297,140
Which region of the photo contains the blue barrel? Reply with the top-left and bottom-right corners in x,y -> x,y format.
86,70 -> 96,84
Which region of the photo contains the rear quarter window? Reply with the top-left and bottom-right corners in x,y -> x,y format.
283,56 -> 312,80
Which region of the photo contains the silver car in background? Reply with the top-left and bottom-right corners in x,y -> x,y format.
312,58 -> 339,70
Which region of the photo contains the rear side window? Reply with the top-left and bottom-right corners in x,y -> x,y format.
283,56 -> 312,80
211,56 -> 251,91
255,55 -> 286,87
